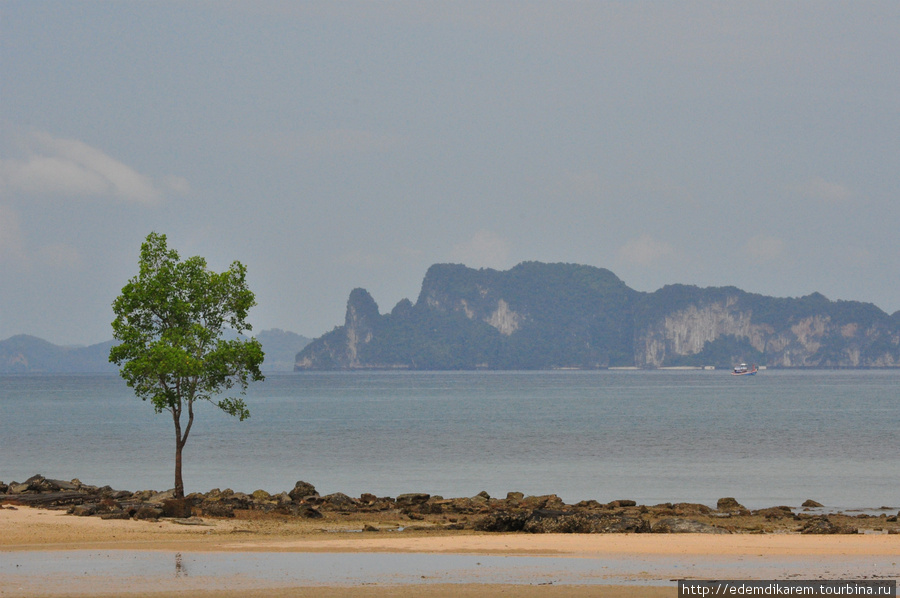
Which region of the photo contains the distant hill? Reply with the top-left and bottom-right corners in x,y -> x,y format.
0,329 -> 309,374
296,262 -> 900,370
0,335 -> 117,374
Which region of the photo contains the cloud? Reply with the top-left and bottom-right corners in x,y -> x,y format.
616,234 -> 675,266
743,235 -> 785,262
451,230 -> 511,269
791,177 -> 853,203
0,131 -> 173,204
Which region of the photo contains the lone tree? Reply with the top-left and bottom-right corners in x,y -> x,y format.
110,232 -> 264,498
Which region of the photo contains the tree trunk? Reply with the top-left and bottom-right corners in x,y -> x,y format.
173,407 -> 185,499
174,440 -> 184,499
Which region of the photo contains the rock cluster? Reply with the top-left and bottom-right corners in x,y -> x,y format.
3,475 -> 895,534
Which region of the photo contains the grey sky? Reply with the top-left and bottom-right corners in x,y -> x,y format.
2,1 -> 898,345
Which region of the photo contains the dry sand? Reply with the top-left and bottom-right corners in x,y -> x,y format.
2,506 -> 898,598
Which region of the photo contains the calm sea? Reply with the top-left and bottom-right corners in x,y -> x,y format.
1,370 -> 897,510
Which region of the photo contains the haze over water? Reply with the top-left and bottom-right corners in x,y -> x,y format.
2,370 -> 897,510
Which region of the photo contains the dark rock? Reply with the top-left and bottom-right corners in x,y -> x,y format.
8,482 -> 30,494
446,497 -> 484,514
476,509 -> 649,534
802,499 -> 824,508
521,494 -> 565,510
0,481 -> 7,494
473,511 -> 530,532
251,489 -> 272,502
288,481 -> 318,502
396,493 -> 431,507
4,491 -> 85,507
506,492 -> 524,502
69,504 -> 98,517
100,510 -> 132,520
298,505 -> 323,519
146,490 -> 176,504
799,517 -> 856,535
359,493 -> 377,505
651,518 -> 730,534
319,492 -> 358,511
45,478 -> 79,492
134,506 -> 163,520
161,498 -> 193,518
523,510 -> 649,534
716,497 -> 745,511
754,506 -> 793,520
608,500 -> 636,508
201,503 -> 235,518
671,503 -> 713,516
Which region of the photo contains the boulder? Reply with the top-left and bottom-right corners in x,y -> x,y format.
146,490 -> 176,504
45,478 -> 79,492
800,517 -> 857,535
8,482 -> 30,494
161,498 -> 193,518
133,506 -> 163,520
671,503 -> 713,516
69,504 -> 98,517
473,511 -> 530,532
651,518 -> 730,534
801,499 -> 824,508
100,510 -> 132,520
754,506 -> 793,520
5,491 -> 84,507
716,497 -> 745,511
200,502 -> 235,518
396,493 -> 431,507
251,489 -> 272,502
523,510 -> 649,534
298,504 -> 323,519
319,492 -> 358,511
288,481 -> 318,502
521,494 -> 565,510
474,509 -> 649,534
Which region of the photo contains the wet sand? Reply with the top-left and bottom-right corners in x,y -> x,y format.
2,506 -> 898,598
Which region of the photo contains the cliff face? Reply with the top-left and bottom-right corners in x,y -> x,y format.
633,287 -> 899,368
296,263 -> 900,370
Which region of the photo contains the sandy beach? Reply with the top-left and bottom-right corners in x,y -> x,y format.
2,506 -> 898,597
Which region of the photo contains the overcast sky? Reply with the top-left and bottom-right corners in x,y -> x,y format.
2,1 -> 898,346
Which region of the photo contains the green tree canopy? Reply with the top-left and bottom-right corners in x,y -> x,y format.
110,232 -> 264,498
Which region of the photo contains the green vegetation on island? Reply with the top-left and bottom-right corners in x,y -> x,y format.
297,262 -> 900,370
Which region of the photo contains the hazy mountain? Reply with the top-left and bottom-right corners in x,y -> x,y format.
296,262 -> 900,370
0,329 -> 309,374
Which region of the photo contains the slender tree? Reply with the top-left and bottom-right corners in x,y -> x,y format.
110,232 -> 264,498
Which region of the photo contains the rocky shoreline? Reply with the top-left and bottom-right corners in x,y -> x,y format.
2,474 -> 898,535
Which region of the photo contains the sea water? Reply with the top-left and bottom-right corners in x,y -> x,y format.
1,370 -> 897,509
